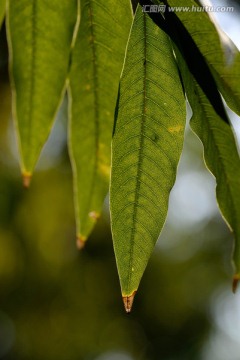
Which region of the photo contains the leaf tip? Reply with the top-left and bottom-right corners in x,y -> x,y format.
22,173 -> 32,188
232,274 -> 240,293
76,235 -> 87,250
122,291 -> 136,313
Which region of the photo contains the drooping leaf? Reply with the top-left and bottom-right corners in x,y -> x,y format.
0,0 -> 5,27
110,5 -> 186,309
68,0 -> 132,244
159,0 -> 240,116
7,0 -> 78,182
139,0 -> 229,124
174,45 -> 240,288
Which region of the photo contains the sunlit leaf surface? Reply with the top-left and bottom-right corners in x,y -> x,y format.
7,0 -> 78,178
68,0 -> 132,242
110,6 -> 186,301
163,0 -> 240,115
175,46 -> 240,284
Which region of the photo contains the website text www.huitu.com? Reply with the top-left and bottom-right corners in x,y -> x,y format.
142,4 -> 234,13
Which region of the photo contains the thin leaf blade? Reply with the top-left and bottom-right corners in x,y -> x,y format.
175,46 -> 240,283
68,0 -> 132,241
165,0 -> 240,115
7,0 -> 78,176
110,6 -> 186,300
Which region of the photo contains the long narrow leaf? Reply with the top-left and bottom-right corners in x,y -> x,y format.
68,0 -> 132,244
151,0 -> 240,116
7,0 -> 78,184
175,46 -> 240,289
110,6 -> 186,311
163,0 -> 240,116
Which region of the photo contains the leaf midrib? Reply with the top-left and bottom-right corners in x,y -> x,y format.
127,13 -> 147,294
83,0 -> 100,222
27,0 -> 37,161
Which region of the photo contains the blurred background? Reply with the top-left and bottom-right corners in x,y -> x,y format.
0,1 -> 240,359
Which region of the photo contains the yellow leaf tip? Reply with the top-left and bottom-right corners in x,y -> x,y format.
22,173 -> 32,188
232,274 -> 240,293
76,235 -> 87,250
122,291 -> 136,313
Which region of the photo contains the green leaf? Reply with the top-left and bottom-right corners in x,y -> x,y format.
68,0 -> 132,243
161,0 -> 240,115
7,0 -> 78,181
174,45 -> 240,286
110,6 -> 186,305
211,52 -> 240,117
0,0 -> 5,27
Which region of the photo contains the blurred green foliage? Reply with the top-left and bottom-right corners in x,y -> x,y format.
0,18 -> 237,360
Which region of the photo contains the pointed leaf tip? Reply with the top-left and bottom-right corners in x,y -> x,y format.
232,274 -> 240,293
76,236 -> 86,250
22,173 -> 32,188
110,6 -> 186,299
9,0 -> 78,174
122,291 -> 136,313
